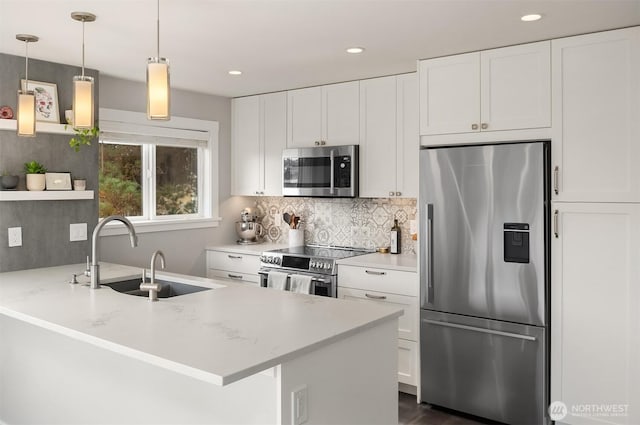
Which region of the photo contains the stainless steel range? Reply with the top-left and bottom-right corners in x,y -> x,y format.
259,245 -> 371,297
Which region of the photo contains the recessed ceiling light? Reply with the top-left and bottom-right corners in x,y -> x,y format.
228,70 -> 242,76
346,47 -> 365,54
521,14 -> 542,22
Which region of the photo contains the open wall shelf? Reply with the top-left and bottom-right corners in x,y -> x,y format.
0,190 -> 94,201
0,119 -> 73,135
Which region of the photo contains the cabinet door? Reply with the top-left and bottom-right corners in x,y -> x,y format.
397,339 -> 418,386
396,73 -> 418,198
419,52 -> 480,136
287,86 -> 322,148
359,76 -> 398,198
262,92 -> 287,196
551,202 -> 640,425
231,96 -> 261,196
552,27 -> 640,202
322,81 -> 360,145
480,41 -> 550,131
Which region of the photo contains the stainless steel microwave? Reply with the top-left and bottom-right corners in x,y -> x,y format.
282,145 -> 359,197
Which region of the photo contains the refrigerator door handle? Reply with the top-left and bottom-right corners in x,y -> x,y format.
427,204 -> 434,304
422,319 -> 537,342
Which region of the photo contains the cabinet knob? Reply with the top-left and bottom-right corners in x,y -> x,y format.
471,123 -> 479,130
389,191 -> 395,197
321,141 -> 326,145
396,192 -> 401,196
315,141 -> 320,146
481,123 -> 488,130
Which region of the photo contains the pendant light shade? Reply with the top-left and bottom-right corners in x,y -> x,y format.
71,12 -> 96,130
16,34 -> 38,137
147,0 -> 170,120
147,57 -> 170,120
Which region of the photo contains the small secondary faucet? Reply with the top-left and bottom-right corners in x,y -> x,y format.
90,215 -> 138,289
140,250 -> 166,301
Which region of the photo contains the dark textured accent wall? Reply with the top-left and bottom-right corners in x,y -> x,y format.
0,53 -> 99,272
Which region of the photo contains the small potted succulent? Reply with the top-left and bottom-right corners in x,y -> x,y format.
1,171 -> 19,190
24,160 -> 47,191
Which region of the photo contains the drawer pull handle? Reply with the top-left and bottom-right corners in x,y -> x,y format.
228,273 -> 243,279
228,255 -> 242,259
365,293 -> 387,300
365,270 -> 386,276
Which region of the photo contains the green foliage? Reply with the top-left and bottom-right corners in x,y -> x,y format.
67,126 -> 100,152
23,160 -> 47,174
99,144 -> 142,217
156,182 -> 197,215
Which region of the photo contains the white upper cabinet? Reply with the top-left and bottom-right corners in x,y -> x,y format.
419,41 -> 551,137
359,74 -> 418,198
552,27 -> 640,202
287,81 -> 359,148
231,92 -> 287,196
231,96 -> 261,196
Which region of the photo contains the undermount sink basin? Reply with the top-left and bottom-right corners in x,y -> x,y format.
103,278 -> 212,298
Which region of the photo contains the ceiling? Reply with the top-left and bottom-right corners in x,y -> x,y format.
1,0 -> 639,98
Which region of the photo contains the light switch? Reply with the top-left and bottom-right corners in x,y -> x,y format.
8,227 -> 22,247
70,223 -> 88,242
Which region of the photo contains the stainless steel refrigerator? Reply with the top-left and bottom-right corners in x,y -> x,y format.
419,142 -> 550,425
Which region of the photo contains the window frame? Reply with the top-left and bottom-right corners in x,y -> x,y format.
98,108 -> 220,235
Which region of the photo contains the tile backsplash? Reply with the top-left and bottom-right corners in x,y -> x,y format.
253,197 -> 417,254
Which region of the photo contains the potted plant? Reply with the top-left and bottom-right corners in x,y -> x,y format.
24,161 -> 47,191
1,171 -> 19,190
66,125 -> 99,152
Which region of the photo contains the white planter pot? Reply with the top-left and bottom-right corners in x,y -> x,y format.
26,174 -> 46,191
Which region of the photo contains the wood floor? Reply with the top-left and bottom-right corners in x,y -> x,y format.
399,392 -> 499,425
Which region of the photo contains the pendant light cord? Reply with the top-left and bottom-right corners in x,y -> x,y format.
24,41 -> 29,84
81,19 -> 86,77
156,0 -> 160,58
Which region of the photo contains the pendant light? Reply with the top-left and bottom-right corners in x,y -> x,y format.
16,34 -> 39,137
71,12 -> 96,130
147,0 -> 170,120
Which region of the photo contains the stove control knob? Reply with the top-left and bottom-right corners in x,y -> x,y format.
260,255 -> 266,262
275,257 -> 281,265
324,263 -> 331,270
267,257 -> 274,264
309,261 -> 315,268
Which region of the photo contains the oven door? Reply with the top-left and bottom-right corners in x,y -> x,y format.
282,145 -> 358,197
258,268 -> 336,297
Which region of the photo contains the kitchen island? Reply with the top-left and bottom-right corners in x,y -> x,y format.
0,263 -> 401,424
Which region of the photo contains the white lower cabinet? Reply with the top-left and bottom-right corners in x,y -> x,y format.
551,202 -> 640,425
338,264 -> 419,387
206,249 -> 261,285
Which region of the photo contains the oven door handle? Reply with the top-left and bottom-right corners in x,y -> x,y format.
329,149 -> 335,195
258,270 -> 329,283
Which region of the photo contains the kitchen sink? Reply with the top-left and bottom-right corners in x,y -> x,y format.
102,278 -> 212,298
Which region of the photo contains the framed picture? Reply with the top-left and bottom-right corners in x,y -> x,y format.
45,172 -> 72,190
20,80 -> 60,123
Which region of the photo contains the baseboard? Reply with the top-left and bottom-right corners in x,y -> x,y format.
399,382 -> 417,396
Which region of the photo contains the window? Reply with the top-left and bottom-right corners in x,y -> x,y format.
98,108 -> 219,234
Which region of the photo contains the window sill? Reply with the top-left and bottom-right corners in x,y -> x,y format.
99,217 -> 222,236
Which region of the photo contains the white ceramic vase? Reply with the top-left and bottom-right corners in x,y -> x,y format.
26,174 -> 46,191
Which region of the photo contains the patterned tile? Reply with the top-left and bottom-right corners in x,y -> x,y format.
254,197 -> 417,254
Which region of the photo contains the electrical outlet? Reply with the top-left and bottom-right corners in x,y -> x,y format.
70,223 -> 88,242
291,385 -> 308,425
8,227 -> 22,247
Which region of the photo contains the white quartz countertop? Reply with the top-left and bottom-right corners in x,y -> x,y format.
0,263 -> 401,386
205,242 -> 287,255
337,252 -> 418,272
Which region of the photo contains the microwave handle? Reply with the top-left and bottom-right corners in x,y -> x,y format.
330,149 -> 335,195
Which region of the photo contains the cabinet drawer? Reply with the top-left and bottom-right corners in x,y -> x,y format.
338,286 -> 418,341
338,264 -> 417,296
207,269 -> 259,284
398,339 -> 418,386
207,251 -> 261,275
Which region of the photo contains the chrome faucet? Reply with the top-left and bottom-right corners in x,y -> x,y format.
90,215 -> 138,289
140,250 -> 166,301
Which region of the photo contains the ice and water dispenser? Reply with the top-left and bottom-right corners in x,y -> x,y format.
503,223 -> 530,263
